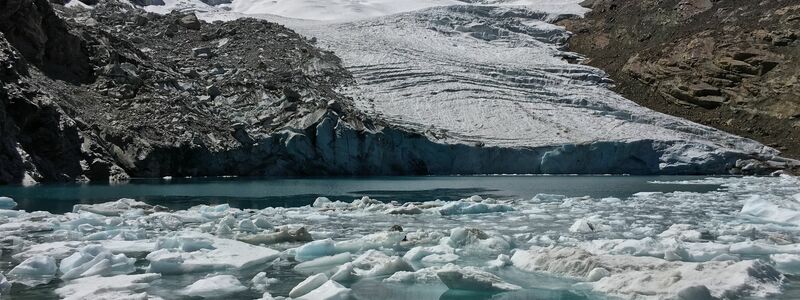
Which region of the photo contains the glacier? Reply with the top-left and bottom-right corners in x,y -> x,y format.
122,0 -> 799,175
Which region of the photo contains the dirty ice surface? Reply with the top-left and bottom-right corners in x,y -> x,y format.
2,175 -> 800,299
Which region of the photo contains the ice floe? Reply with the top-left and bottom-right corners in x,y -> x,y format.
0,176 -> 799,298
436,264 -> 521,292
55,273 -> 161,300
146,233 -> 279,274
7,255 -> 57,286
512,246 -> 783,299
295,279 -> 350,300
0,272 -> 10,295
59,245 -> 136,280
289,273 -> 329,298
181,275 -> 247,298
0,196 -> 16,209
251,271 -> 279,292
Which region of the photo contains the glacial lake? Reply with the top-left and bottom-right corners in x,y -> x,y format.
1,175 -> 722,214
4,175 -> 800,300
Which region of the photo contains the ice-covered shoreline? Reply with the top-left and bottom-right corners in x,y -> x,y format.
2,175 -> 800,299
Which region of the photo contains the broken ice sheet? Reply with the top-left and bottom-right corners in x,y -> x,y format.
0,176 -> 798,299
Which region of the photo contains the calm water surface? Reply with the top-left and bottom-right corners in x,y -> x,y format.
0,175 -> 722,213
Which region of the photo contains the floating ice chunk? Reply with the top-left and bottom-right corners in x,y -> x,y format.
0,216 -> 55,234
55,273 -> 161,300
404,245 -> 455,261
187,204 -> 233,221
0,272 -> 10,294
289,273 -> 329,298
581,238 -> 735,262
531,194 -> 566,203
83,229 -> 146,241
155,235 -> 215,252
181,275 -> 247,298
146,233 -> 279,274
658,224 -> 703,242
251,272 -> 279,292
238,226 -> 312,245
0,209 -> 22,218
663,246 -> 690,262
447,227 -> 487,246
238,219 -> 259,233
73,198 -> 155,216
512,247 -> 783,299
421,253 -> 459,264
436,264 -> 521,291
7,255 -> 57,286
730,241 -> 800,255
384,267 -> 441,284
295,280 -> 350,300
0,196 -> 16,209
253,216 -> 273,229
351,250 -> 413,278
445,227 -> 511,255
12,241 -> 84,261
386,205 -> 423,215
258,291 -> 277,300
771,254 -> 800,275
438,201 -> 514,215
98,240 -> 157,255
313,197 -> 332,208
351,196 -> 383,209
293,231 -> 403,262
568,217 -> 609,233
586,267 -> 609,282
329,262 -> 354,282
219,215 -> 236,229
216,223 -> 234,238
334,231 -> 405,253
294,253 -> 352,274
59,245 -> 136,280
467,195 -> 484,202
295,239 -> 337,262
486,254 -> 511,269
740,195 -> 800,226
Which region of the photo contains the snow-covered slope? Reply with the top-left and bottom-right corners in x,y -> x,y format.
138,0 -> 793,174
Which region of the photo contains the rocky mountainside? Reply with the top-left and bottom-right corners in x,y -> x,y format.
561,0 -> 800,158
0,0 -> 422,184
0,0 -> 795,185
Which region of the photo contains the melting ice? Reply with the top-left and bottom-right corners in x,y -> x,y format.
1,175 -> 800,299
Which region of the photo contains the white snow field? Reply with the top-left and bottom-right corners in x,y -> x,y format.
2,175 -> 800,299
134,0 -> 799,174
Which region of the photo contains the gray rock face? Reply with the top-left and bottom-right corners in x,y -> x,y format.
0,0 -> 792,185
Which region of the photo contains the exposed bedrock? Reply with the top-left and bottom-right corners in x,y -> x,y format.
0,0 -> 793,185
560,0 -> 800,159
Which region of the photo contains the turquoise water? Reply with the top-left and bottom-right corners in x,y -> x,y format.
0,175 -> 721,214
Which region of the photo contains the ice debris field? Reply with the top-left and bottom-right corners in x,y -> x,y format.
2,175 -> 800,299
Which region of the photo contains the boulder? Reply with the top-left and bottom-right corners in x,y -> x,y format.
179,13 -> 201,30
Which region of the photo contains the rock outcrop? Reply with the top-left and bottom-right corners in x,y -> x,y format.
0,0 -> 795,185
560,0 -> 800,158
